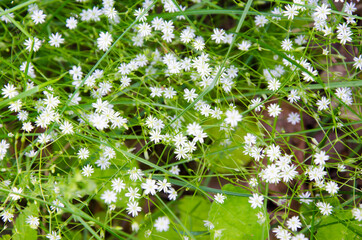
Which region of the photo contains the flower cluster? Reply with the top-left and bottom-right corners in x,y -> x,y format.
0,0 -> 361,239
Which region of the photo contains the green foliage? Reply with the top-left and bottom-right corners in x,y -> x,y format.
315,209 -> 362,239
204,116 -> 260,172
138,195 -> 210,239
178,195 -> 210,234
0,0 -> 361,238
208,184 -> 268,239
12,203 -> 38,240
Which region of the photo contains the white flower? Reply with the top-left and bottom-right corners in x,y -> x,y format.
26,215 -> 40,229
95,157 -> 111,170
97,32 -> 113,51
77,148 -> 90,160
154,216 -> 170,232
267,78 -> 281,91
193,36 -> 205,51
46,231 -> 61,240
125,187 -> 141,201
127,201 -> 142,217
249,178 -> 258,188
31,9 -> 46,24
283,4 -> 299,20
250,97 -> 263,112
251,146 -> 264,162
89,113 -> 109,130
280,165 -> 298,182
157,179 -> 171,193
193,131 -> 207,144
292,233 -> 308,240
287,112 -> 300,125
131,221 -> 140,232
59,121 -> 74,134
273,226 -> 291,240
22,122 -> 34,132
2,83 -> 18,98
9,187 -> 22,201
150,129 -> 162,143
336,23 -> 352,45
267,103 -> 282,117
325,181 -> 339,195
128,167 -> 144,181
24,37 -> 42,52
260,164 -> 281,184
152,16 -> 164,30
169,165 -> 180,175
81,164 -> 94,177
101,190 -> 117,204
286,216 -> 301,231
244,133 -> 257,145
314,150 -> 329,165
353,55 -> 362,70
102,146 -> 115,159
281,38 -> 293,51
237,40 -> 251,51
255,15 -> 268,27
134,8 -> 148,22
66,17 -> 78,29
214,193 -> 226,204
288,89 -> 300,103
167,188 -> 178,200
307,166 -> 327,182
316,202 -> 333,215
248,193 -> 264,209
69,65 -> 82,80
137,22 -> 152,37
352,204 -> 362,222
316,96 -> 330,111
203,220 -> 214,230
295,35 -> 307,45
161,20 -> 174,34
50,199 -> 64,213
103,7 -> 118,20
1,210 -> 14,223
163,87 -> 176,99
210,28 -> 226,44
314,4 -> 331,21
335,87 -> 353,105
183,88 -> 198,102
111,178 -> 126,193
49,32 -> 64,47
17,110 -> 29,121
180,27 -> 195,43
224,109 -> 242,127
1,9 -> 15,23
141,178 -> 157,195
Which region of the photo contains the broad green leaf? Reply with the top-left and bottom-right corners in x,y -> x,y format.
208,184 -> 269,239
0,235 -> 11,240
138,196 -> 211,239
178,196 -> 210,239
204,117 -> 261,173
12,203 -> 38,240
315,210 -> 362,239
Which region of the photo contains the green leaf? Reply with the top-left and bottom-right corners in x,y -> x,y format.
316,209 -> 362,239
208,184 -> 269,240
137,196 -> 211,240
178,196 -> 210,238
12,203 -> 38,240
204,117 -> 260,173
